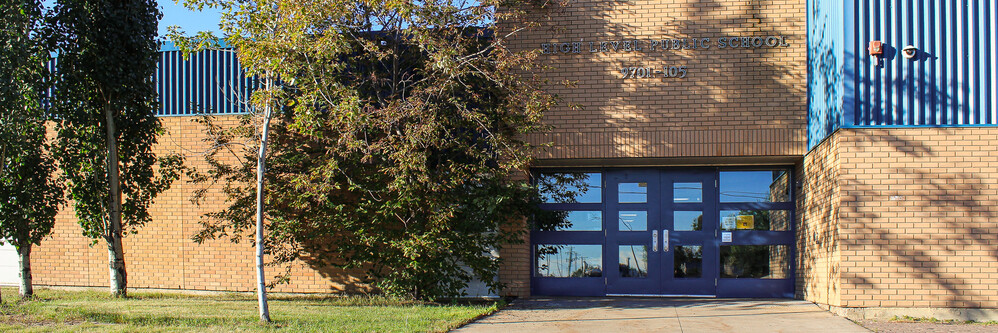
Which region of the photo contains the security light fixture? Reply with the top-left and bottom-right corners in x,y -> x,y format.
901,45 -> 918,59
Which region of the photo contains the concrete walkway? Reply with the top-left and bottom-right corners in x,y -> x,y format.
455,297 -> 869,333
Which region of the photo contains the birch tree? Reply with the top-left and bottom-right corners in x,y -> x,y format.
0,0 -> 64,300
49,0 -> 183,297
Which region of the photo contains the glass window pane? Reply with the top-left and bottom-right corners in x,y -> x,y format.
719,170 -> 790,203
538,173 -> 602,203
534,211 -> 602,231
674,182 -> 703,203
721,245 -> 791,279
618,211 -> 647,231
720,210 -> 790,231
674,245 -> 702,278
618,245 -> 648,278
673,211 -> 703,231
534,244 -> 603,278
618,182 -> 648,203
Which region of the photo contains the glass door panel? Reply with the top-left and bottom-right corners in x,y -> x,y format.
661,171 -> 718,296
605,170 -> 661,295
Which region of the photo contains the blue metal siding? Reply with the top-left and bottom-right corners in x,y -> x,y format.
853,0 -> 997,126
807,0 -> 848,148
155,47 -> 256,116
809,0 -> 997,149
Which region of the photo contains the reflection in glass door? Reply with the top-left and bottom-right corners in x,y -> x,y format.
661,172 -> 718,296
605,170 -> 661,295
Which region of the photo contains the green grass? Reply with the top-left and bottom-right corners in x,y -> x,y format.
890,315 -> 998,326
0,287 -> 500,332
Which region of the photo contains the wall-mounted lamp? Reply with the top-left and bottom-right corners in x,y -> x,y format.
868,40 -> 884,66
901,45 -> 918,60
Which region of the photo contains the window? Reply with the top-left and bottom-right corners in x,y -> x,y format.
719,170 -> 790,203
719,210 -> 790,231
535,244 -> 603,277
720,245 -> 790,279
618,182 -> 648,203
537,172 -> 602,203
534,211 -> 602,231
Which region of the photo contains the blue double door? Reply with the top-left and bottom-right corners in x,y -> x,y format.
604,169 -> 717,296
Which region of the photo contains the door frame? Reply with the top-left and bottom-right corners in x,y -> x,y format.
530,167 -> 796,298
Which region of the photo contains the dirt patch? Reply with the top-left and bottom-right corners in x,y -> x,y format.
859,319 -> 998,333
0,313 -> 84,327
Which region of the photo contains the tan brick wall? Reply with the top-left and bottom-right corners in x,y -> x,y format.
803,127 -> 998,309
34,116 -> 372,294
837,127 -> 998,309
799,132 -> 842,306
35,0 -> 811,299
512,0 -> 807,160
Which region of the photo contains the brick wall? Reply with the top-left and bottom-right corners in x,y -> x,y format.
799,132 -> 842,306
837,127 -> 998,309
803,127 -> 998,309
34,0 -> 811,298
511,0 -> 807,160
33,116 -> 373,294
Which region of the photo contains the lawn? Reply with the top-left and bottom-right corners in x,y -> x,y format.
0,287 -> 499,332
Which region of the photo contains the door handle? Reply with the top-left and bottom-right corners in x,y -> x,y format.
663,230 -> 670,252
652,230 -> 658,252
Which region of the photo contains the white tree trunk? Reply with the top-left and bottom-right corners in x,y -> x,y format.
105,104 -> 126,297
17,244 -> 32,298
255,84 -> 273,322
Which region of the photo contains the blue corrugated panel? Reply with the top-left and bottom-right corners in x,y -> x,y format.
807,0 -> 849,148
808,0 -> 997,149
851,0 -> 997,126
155,46 -> 255,116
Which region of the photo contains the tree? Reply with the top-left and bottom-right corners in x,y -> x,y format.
0,0 -> 65,300
174,0 -> 554,301
168,38 -> 284,324
49,0 -> 184,297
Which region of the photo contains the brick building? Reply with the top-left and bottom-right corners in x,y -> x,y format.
10,0 -> 998,321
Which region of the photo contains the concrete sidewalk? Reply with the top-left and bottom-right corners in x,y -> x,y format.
455,297 -> 869,333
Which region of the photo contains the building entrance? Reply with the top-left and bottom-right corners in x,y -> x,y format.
532,168 -> 795,298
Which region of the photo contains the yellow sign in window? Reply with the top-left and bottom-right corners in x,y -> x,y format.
736,215 -> 754,230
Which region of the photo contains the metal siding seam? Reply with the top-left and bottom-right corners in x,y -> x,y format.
225,51 -> 232,114
932,0 -> 942,125
215,50 -> 221,114
972,0 -> 980,124
171,51 -> 176,115
184,51 -> 191,115
989,0 -> 996,124
156,52 -> 162,115
906,0 -> 915,125
229,51 -> 236,114
197,51 -> 207,113
856,0 -> 864,128
881,0 -> 898,125
894,0 -> 902,124
162,52 -> 168,116
917,0 -> 927,125
875,0 -> 883,125
173,51 -> 180,116
170,51 -> 176,116
223,51 -> 229,114
863,0 -> 872,125
235,54 -> 242,113
949,0 -> 957,124
941,0 -> 949,124
960,0 -> 970,124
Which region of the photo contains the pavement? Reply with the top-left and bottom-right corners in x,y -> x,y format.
454,297 -> 870,333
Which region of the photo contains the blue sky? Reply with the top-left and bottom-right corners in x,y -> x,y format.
40,0 -> 222,37
159,1 -> 222,37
